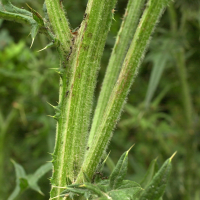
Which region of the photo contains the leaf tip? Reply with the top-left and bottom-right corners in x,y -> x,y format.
37,46 -> 47,52
170,151 -> 177,161
30,37 -> 35,48
127,144 -> 135,154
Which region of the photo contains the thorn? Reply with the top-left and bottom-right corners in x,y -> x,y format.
47,101 -> 57,109
127,144 -> 135,153
112,16 -> 116,21
27,32 -> 31,38
37,41 -> 54,52
47,115 -> 56,119
30,37 -> 35,48
47,102 -> 61,113
26,3 -> 32,10
102,151 -> 111,164
49,195 -> 62,200
38,190 -> 44,196
112,9 -> 117,21
170,151 -> 177,161
37,46 -> 48,52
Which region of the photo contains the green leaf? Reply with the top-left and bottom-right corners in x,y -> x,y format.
83,171 -> 91,183
1,0 -> 32,17
107,180 -> 143,200
8,160 -> 51,200
140,158 -> 158,189
109,146 -> 133,189
30,22 -> 39,48
139,153 -> 176,200
80,183 -> 107,198
58,183 -> 104,199
8,160 -> 28,200
96,180 -> 110,193
26,3 -> 44,26
27,162 -> 52,195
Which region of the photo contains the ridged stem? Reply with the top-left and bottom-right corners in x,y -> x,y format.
88,0 -> 146,147
49,0 -> 117,199
77,0 -> 172,183
45,0 -> 71,54
44,1 -> 72,199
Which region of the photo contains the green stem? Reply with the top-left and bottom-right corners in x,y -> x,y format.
77,0 -> 172,183
88,0 -> 146,147
48,0 -> 117,199
45,0 -> 72,54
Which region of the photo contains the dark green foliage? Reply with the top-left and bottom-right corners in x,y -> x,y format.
54,150 -> 173,200
55,150 -> 143,200
0,0 -> 200,200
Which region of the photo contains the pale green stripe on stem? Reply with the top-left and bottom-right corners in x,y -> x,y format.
77,0 -> 172,183
49,0 -> 117,199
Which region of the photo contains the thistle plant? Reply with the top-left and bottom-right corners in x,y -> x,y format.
0,0 -> 175,200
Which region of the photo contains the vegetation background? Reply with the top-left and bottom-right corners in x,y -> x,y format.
0,0 -> 200,199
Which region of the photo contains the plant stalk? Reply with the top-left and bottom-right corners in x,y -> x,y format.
88,0 -> 146,147
77,0 -> 172,183
47,0 -> 117,199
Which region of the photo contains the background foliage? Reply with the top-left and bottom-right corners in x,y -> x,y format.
0,0 -> 200,199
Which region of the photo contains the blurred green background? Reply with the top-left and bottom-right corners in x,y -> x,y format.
0,0 -> 200,199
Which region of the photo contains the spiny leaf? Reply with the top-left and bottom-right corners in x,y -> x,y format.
1,0 -> 32,17
80,183 -> 107,197
139,152 -> 176,200
27,162 -> 52,195
107,180 -> 143,200
8,161 -> 51,200
140,158 -> 158,188
8,160 -> 28,200
30,22 -> 39,48
109,145 -> 134,189
26,3 -> 44,25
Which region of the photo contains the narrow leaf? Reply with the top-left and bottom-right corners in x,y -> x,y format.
30,23 -> 39,48
139,153 -> 176,200
80,183 -> 107,198
28,162 -> 52,195
109,146 -> 133,189
8,160 -> 28,200
108,180 -> 143,200
140,158 -> 158,188
1,0 -> 32,17
26,3 -> 44,25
